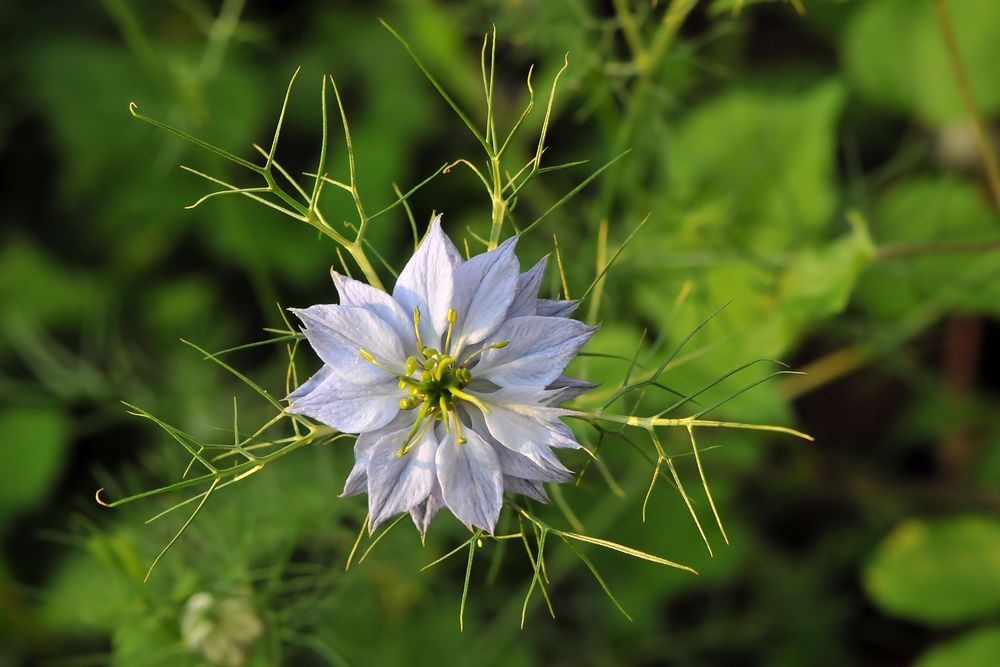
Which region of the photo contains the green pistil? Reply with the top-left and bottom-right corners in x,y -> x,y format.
358,307 -> 508,455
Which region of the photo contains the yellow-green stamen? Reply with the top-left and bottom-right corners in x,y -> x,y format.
444,308 -> 457,354
389,307 -> 507,456
460,340 -> 509,367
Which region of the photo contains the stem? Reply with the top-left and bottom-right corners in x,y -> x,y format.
584,412 -> 814,441
598,0 -> 697,219
346,242 -> 385,291
933,0 -> 1000,210
612,0 -> 645,63
876,237 -> 1000,260
488,156 -> 506,250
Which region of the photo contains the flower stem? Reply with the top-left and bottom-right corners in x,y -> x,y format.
581,412 -> 814,441
346,242 -> 384,291
488,156 -> 506,250
933,0 -> 1000,210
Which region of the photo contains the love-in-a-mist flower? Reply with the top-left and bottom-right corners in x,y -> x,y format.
286,216 -> 596,535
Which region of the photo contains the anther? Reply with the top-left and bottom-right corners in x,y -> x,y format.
445,308 -> 458,354
412,307 -> 425,351
452,411 -> 467,445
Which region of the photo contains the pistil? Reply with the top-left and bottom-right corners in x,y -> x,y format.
357,306 -> 507,456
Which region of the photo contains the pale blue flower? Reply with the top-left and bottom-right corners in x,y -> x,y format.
287,216 -> 596,535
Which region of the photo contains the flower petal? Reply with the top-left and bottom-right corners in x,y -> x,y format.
409,481 -> 444,536
506,257 -> 547,319
545,375 -> 598,403
504,476 -> 549,503
435,426 -> 503,534
474,316 -> 596,387
331,270 -> 415,349
393,215 -> 461,346
294,304 -> 408,383
286,365 -> 332,403
465,408 -> 572,482
472,385 -> 581,475
286,375 -> 403,433
367,424 -> 439,533
341,412 -> 416,497
537,298 -> 580,318
495,443 -> 572,482
451,236 -> 519,351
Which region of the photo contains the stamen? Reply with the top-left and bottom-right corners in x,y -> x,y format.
398,414 -> 434,457
460,340 -> 510,367
452,410 -> 467,444
444,308 -> 458,354
439,396 -> 451,433
405,356 -> 419,376
412,307 -> 425,351
433,355 -> 456,381
359,348 -> 415,385
449,387 -> 492,414
396,404 -> 431,457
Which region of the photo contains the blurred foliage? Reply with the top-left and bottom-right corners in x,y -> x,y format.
1,0 -> 999,665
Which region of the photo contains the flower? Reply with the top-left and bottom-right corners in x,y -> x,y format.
181,592 -> 263,667
287,216 -> 596,535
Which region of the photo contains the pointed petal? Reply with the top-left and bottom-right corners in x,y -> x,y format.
475,316 -> 596,387
537,299 -> 580,318
354,410 -> 417,453
409,481 -> 444,536
435,427 -> 503,534
331,270 -> 415,349
393,215 -> 461,345
294,304 -> 408,383
495,444 -> 573,482
504,476 -> 550,503
286,366 -> 332,402
545,375 -> 598,403
367,425 -> 439,533
472,386 -> 581,478
506,257 -> 547,318
341,413 -> 416,497
341,460 -> 369,497
465,408 -> 573,482
451,236 -> 519,350
286,375 -> 403,433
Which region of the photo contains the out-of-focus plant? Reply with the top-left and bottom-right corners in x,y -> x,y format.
96,22 -> 811,649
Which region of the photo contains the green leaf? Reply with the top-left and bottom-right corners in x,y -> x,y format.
0,407 -> 69,521
842,0 -> 1000,125
664,79 -> 846,250
779,231 -> 873,325
917,625 -> 1000,667
0,238 -> 100,329
865,516 -> 1000,624
856,177 -> 1000,321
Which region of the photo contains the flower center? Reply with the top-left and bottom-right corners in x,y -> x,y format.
358,306 -> 507,456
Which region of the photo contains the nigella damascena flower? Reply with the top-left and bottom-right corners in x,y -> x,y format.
286,216 -> 596,535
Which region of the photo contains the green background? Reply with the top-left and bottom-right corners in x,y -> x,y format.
1,1 -> 999,665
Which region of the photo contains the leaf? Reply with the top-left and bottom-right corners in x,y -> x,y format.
916,625 -> 1000,667
0,407 -> 69,521
664,79 -> 846,250
842,0 -> 1000,125
779,231 -> 873,325
865,516 -> 1000,624
855,177 -> 1000,321
0,238 -> 99,329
